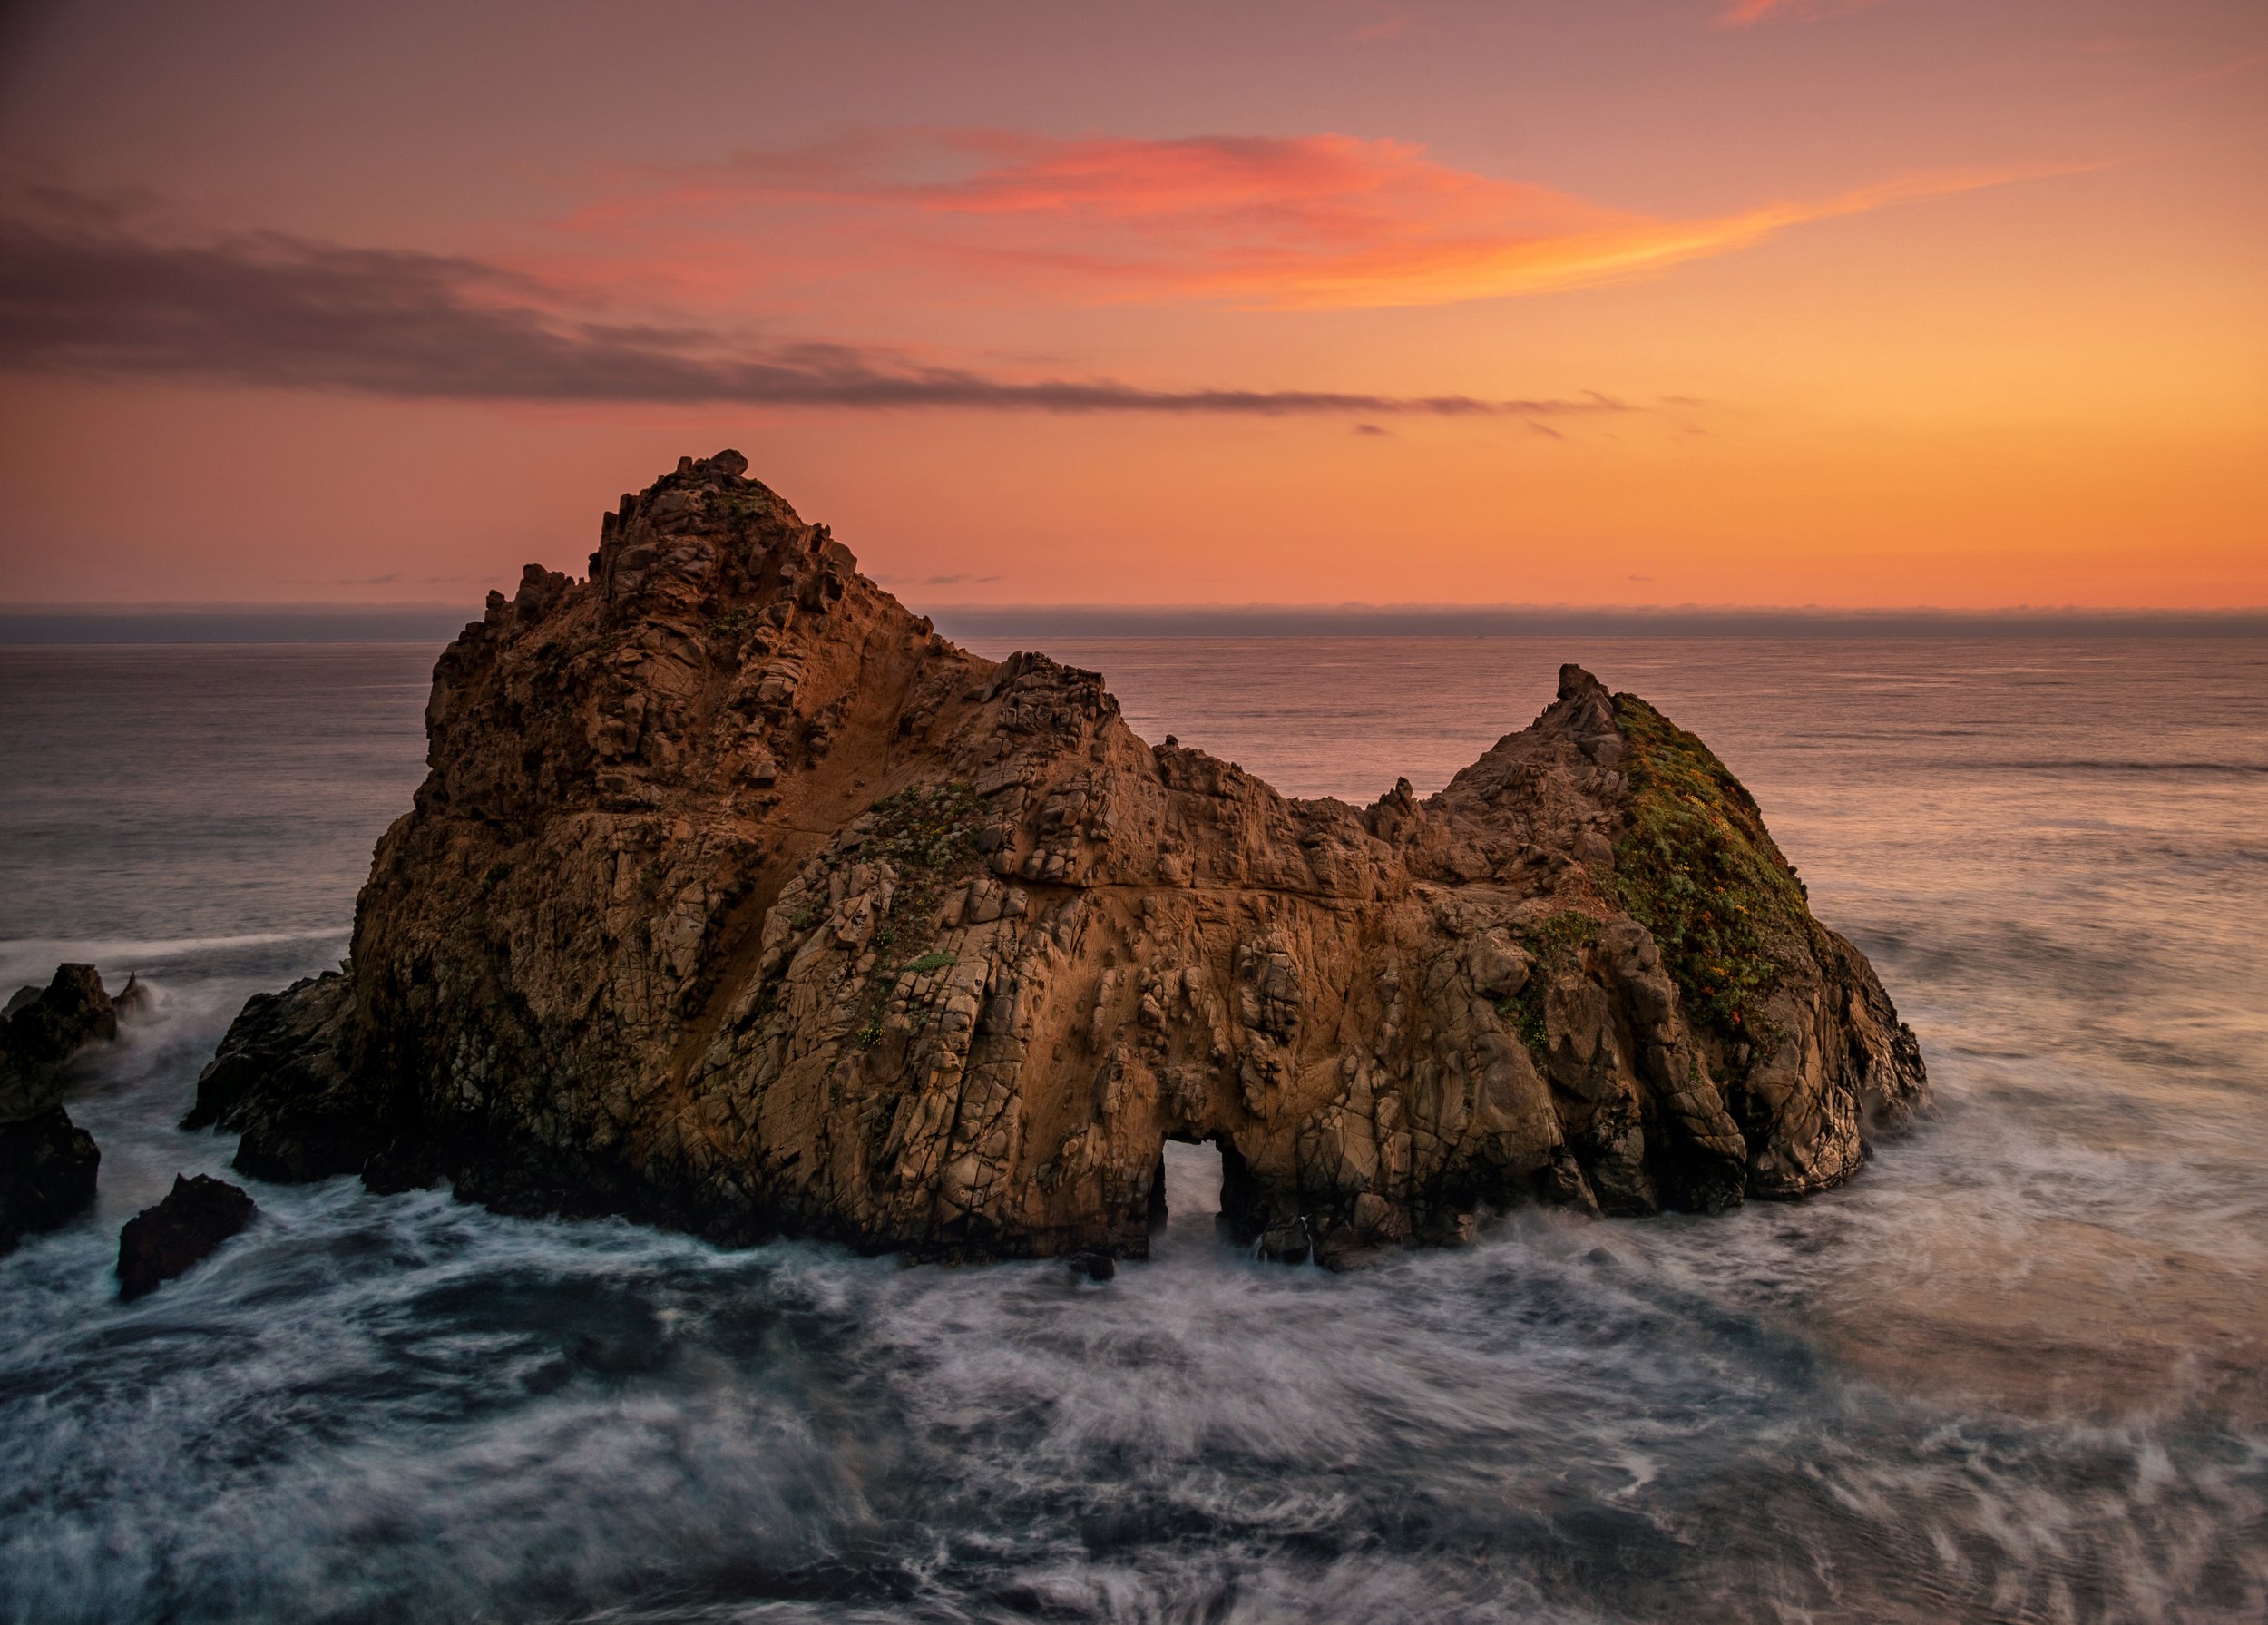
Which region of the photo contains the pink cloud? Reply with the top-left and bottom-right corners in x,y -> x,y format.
1347,13 -> 1414,43
544,131 -> 2059,314
1716,0 -> 1884,27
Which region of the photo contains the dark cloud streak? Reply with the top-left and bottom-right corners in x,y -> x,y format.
0,211 -> 1630,419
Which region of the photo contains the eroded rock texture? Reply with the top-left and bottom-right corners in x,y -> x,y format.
193,451 -> 1928,1266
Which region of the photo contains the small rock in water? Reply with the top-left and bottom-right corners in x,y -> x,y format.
112,973 -> 156,1024
1066,1250 -> 1115,1282
117,1174 -> 257,1300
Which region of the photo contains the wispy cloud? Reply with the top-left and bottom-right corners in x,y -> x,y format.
559,130 -> 2060,310
0,201 -> 1634,420
1346,13 -> 1413,44
2075,45 -> 2268,113
1716,1 -> 1885,28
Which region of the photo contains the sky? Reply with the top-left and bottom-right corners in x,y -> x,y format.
0,0 -> 2261,611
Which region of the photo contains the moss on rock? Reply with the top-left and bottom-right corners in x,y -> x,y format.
851,782 -> 983,1045
1607,695 -> 1811,1043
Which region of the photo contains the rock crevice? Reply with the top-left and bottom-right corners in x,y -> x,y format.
192,452 -> 1929,1266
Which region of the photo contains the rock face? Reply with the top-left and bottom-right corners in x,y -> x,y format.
1,964 -> 115,1252
116,1174 -> 257,1300
191,451 -> 1928,1266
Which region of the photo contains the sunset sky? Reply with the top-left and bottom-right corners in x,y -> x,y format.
0,0 -> 2261,610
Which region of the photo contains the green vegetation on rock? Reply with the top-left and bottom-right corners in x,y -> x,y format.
851,783 -> 983,1047
1606,694 -> 1811,1040
867,782 -> 981,874
1498,985 -> 1550,1057
1496,910 -> 1598,1060
1524,910 -> 1598,972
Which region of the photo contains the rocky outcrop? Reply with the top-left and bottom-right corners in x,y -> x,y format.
180,971 -> 361,1182
191,451 -> 1928,1266
1,964 -> 116,1252
2,963 -> 117,1119
116,1174 -> 257,1299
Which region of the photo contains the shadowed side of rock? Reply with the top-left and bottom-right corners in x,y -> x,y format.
189,452 -> 1930,1267
0,964 -> 117,1252
182,971 -> 371,1180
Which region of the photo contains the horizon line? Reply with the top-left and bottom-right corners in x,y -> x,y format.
5,601 -> 2265,646
6,599 -> 2267,618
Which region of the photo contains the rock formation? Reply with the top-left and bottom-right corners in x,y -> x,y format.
191,451 -> 1928,1267
1,964 -> 115,1253
2,963 -> 118,1114
116,1174 -> 257,1300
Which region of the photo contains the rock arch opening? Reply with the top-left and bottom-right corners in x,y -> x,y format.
1149,1135 -> 1226,1249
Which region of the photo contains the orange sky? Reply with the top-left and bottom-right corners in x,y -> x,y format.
0,0 -> 2262,610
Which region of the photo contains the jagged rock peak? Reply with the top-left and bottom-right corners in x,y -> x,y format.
191,453 -> 1929,1268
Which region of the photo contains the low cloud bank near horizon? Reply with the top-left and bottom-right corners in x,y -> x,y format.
0,203 -> 1633,420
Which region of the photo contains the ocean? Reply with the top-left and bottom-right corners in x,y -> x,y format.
2,634 -> 2263,1623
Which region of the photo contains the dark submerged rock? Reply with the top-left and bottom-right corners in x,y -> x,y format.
116,1174 -> 257,1300
190,452 -> 1930,1268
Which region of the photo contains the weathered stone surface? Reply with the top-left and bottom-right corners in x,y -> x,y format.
0,963 -> 115,1252
116,1174 -> 257,1300
191,452 -> 1929,1266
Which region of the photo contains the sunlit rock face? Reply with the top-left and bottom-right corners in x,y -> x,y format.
191,452 -> 1928,1267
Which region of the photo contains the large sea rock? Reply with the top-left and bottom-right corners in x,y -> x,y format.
190,451 -> 1928,1266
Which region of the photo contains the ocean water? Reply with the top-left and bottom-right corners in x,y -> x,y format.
1,634 -> 2263,1624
